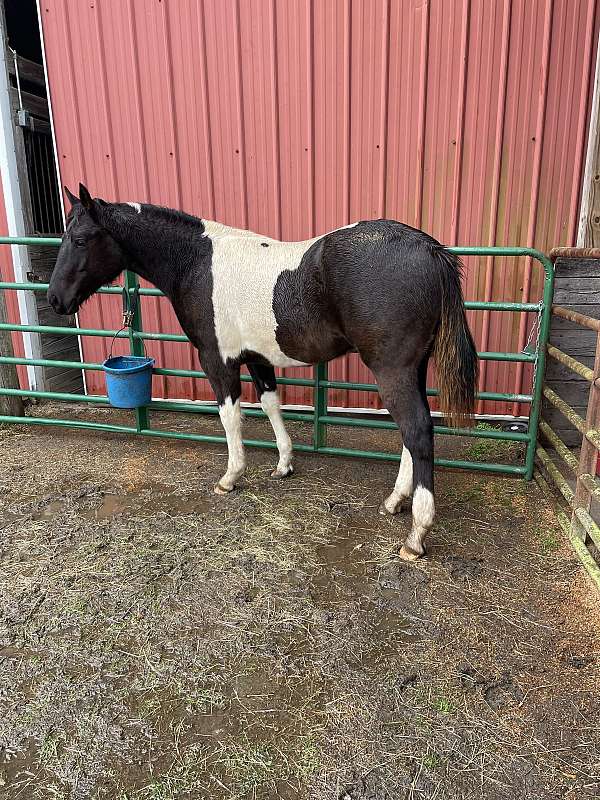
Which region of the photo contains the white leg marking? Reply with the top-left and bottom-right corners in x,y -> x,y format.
216,397 -> 245,493
382,446 -> 413,514
126,202 -> 142,213
403,484 -> 435,556
260,390 -> 293,476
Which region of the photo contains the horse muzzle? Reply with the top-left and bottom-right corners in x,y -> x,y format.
47,289 -> 78,316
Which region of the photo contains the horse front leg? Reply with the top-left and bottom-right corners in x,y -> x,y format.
203,359 -> 245,494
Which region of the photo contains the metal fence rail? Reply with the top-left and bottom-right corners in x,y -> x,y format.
0,238 -> 554,477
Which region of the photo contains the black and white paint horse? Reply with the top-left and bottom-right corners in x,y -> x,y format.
48,184 -> 478,560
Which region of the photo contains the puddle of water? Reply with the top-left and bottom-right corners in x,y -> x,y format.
309,528 -> 414,665
82,486 -> 212,521
33,500 -> 64,521
0,645 -> 39,660
1,510 -> 27,526
311,532 -> 379,607
5,484 -> 212,526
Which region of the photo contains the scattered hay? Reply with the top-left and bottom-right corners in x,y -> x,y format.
1,413 -> 599,799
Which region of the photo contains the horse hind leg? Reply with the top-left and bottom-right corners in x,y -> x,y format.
375,365 -> 435,561
380,445 -> 413,515
248,362 -> 293,478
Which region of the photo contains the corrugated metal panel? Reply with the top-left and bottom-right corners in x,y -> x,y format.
38,0 -> 600,414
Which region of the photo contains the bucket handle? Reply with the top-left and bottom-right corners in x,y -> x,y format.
107,285 -> 144,360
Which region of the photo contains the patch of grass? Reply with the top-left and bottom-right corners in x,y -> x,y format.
432,696 -> 455,714
38,732 -> 61,766
463,423 -> 504,463
185,686 -> 227,713
214,732 -> 321,797
537,526 -> 560,554
137,696 -> 163,720
422,753 -> 441,770
218,736 -> 279,795
292,735 -> 321,779
118,744 -> 209,800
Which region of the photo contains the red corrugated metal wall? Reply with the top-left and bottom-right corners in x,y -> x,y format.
37,0 -> 599,414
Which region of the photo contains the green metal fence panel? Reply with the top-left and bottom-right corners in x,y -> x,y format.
0,237 -> 554,477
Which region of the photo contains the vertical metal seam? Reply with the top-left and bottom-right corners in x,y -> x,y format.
345,0 -> 352,224
549,3 -> 579,251
341,0 -> 351,401
63,4 -> 108,340
160,2 -> 183,207
127,0 -> 151,201
308,0 -> 315,237
415,0 -> 430,228
197,2 -> 216,221
270,0 -> 284,401
126,0 -> 167,397
270,0 -> 282,240
569,0 -> 597,244
478,0 -> 512,413
450,0 -> 470,245
512,0 -> 553,416
160,0 -> 186,397
379,0 -> 391,216
233,0 -> 249,229
92,3 -> 119,195
61,6 -> 87,182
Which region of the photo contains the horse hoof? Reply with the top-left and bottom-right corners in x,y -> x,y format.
214,481 -> 234,495
379,501 -> 398,516
399,544 -> 424,562
271,465 -> 294,479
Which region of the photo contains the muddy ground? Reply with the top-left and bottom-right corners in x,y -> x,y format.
1,404 -> 599,799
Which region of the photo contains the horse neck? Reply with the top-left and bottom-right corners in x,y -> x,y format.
100,205 -> 208,299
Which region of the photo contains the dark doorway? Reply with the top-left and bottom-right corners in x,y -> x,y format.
3,0 -> 82,393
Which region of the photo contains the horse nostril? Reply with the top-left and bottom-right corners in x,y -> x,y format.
48,291 -> 66,314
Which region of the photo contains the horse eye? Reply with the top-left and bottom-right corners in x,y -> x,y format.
74,238 -> 86,248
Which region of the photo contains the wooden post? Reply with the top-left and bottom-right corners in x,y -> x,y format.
0,289 -> 24,416
571,328 -> 600,542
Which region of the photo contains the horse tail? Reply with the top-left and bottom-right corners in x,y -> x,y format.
431,247 -> 478,427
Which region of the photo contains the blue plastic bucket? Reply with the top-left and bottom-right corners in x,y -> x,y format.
102,355 -> 155,408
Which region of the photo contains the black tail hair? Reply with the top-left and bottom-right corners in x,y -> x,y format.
431,248 -> 478,427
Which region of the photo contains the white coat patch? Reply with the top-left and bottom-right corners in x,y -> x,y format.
205,220 -> 357,368
126,202 -> 142,213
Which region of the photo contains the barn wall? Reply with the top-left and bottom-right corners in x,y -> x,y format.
0,193 -> 28,389
38,0 -> 600,414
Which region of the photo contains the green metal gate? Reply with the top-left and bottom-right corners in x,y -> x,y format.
0,238 -> 554,478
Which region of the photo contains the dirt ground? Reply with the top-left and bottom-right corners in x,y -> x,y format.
1,405 -> 599,800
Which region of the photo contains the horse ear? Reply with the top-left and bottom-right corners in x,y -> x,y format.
78,183 -> 101,222
79,183 -> 94,210
64,186 -> 79,206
